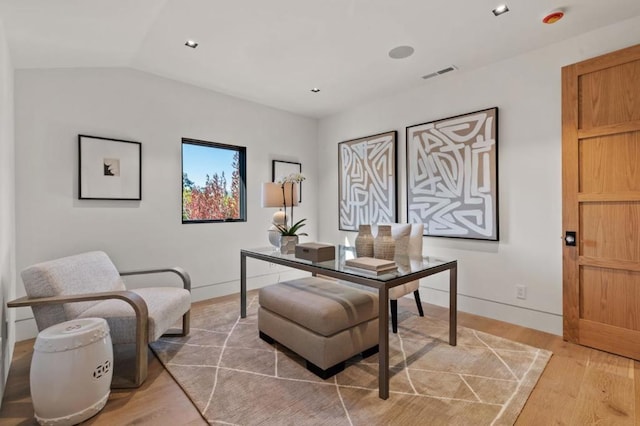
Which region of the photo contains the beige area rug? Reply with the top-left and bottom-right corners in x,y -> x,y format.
150,294 -> 552,426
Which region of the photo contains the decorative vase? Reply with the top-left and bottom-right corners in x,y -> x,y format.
279,235 -> 298,254
373,225 -> 395,260
355,224 -> 374,257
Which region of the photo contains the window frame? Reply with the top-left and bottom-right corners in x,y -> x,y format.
181,137 -> 247,224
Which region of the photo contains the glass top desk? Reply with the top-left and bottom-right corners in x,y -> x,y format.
240,245 -> 457,400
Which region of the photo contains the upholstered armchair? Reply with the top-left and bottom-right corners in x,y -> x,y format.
7,251 -> 191,388
374,223 -> 425,333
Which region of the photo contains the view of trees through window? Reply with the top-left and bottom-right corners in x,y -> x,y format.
182,138 -> 246,223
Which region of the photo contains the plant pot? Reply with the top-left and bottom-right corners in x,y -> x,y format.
279,235 -> 299,254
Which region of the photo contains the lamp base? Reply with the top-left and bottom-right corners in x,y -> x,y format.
273,210 -> 286,226
268,210 -> 286,248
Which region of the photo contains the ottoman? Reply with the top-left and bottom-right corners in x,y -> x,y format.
258,277 -> 379,379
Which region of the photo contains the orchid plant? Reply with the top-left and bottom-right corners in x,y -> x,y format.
275,172 -> 308,236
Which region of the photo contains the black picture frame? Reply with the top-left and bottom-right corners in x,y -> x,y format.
338,130 -> 398,231
78,134 -> 142,200
406,107 -> 499,240
272,160 -> 302,203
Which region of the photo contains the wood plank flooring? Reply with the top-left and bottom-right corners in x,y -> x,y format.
1,294 -> 639,425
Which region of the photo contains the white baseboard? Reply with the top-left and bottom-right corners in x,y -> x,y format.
15,269 -> 311,342
16,271 -> 561,341
417,286 -> 563,336
15,318 -> 38,342
190,269 -> 309,302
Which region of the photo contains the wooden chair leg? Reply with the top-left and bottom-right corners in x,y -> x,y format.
114,308 -> 149,389
413,290 -> 424,317
162,311 -> 191,337
391,299 -> 398,333
134,338 -> 148,387
181,311 -> 190,336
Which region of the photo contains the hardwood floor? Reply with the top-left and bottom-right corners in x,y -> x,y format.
1,295 -> 639,425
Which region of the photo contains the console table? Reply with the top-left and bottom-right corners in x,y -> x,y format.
240,246 -> 457,400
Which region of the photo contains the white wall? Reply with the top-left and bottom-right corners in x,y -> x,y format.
0,17 -> 15,403
13,68 -> 317,339
317,16 -> 640,335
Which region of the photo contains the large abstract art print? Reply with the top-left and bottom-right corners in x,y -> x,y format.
338,131 -> 397,231
406,107 -> 499,240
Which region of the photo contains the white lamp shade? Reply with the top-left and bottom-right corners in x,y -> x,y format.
261,182 -> 298,208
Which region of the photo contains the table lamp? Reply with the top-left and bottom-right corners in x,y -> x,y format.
261,182 -> 298,247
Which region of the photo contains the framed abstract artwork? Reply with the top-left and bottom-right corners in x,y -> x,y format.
406,107 -> 499,240
338,130 -> 397,231
78,135 -> 142,200
272,160 -> 302,203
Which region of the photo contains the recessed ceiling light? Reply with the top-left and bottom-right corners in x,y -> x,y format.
492,4 -> 509,16
388,45 -> 415,60
310,88 -> 320,93
185,40 -> 198,48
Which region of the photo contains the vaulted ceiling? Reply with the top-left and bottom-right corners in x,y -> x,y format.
1,0 -> 639,118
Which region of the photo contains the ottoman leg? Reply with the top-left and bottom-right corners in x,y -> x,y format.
259,331 -> 275,344
306,361 -> 346,380
361,345 -> 379,359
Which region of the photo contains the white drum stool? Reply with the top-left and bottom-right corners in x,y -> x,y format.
30,318 -> 113,426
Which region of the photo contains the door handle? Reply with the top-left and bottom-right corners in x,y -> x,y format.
565,231 -> 576,246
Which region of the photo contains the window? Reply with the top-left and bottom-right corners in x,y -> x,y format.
181,138 -> 246,223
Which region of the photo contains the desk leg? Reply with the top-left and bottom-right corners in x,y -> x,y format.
450,262 -> 457,346
241,253 -> 247,318
378,287 -> 389,399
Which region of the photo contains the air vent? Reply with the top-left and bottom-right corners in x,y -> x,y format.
421,72 -> 438,80
422,65 -> 458,80
437,66 -> 456,75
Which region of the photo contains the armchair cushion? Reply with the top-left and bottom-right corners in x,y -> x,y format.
78,287 -> 191,343
21,251 -> 126,331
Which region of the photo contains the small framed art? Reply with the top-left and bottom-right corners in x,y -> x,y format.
78,135 -> 142,200
272,160 -> 302,202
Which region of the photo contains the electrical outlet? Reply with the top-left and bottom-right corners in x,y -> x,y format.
516,285 -> 527,300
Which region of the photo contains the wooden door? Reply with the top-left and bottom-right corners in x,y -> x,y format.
562,43 -> 640,360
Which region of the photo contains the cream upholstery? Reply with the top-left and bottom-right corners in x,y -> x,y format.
259,277 -> 378,336
258,277 -> 379,377
372,223 -> 425,332
15,251 -> 191,387
375,223 -> 424,300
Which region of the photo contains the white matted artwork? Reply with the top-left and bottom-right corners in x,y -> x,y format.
406,107 -> 499,240
338,131 -> 397,231
78,135 -> 142,200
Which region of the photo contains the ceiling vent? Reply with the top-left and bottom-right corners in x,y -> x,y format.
422,65 -> 458,80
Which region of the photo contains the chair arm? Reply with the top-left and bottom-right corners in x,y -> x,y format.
8,290 -> 151,386
119,266 -> 191,292
6,290 -> 149,319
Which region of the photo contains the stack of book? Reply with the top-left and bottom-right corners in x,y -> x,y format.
344,257 -> 397,275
